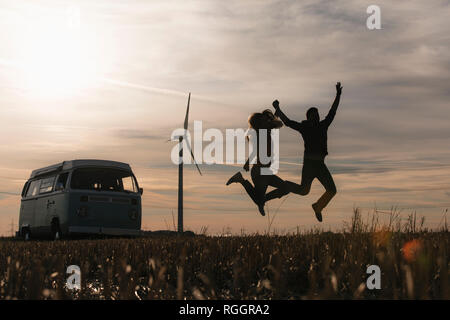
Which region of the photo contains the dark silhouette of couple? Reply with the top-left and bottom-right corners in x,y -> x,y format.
226,82 -> 342,222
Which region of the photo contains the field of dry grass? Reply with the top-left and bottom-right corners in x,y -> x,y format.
0,210 -> 448,300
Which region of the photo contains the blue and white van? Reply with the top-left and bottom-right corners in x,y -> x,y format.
18,159 -> 143,239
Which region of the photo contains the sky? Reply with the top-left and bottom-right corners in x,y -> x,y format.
0,0 -> 449,235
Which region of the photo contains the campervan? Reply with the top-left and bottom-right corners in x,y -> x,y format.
18,159 -> 143,239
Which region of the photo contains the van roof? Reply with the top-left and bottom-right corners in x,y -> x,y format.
29,159 -> 132,179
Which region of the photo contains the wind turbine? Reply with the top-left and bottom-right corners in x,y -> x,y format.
177,92 -> 202,233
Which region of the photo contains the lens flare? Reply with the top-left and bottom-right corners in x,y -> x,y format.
402,239 -> 423,262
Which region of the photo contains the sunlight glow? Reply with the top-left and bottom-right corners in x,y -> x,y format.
18,7 -> 97,98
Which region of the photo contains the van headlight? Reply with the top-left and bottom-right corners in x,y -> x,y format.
129,209 -> 138,220
77,206 -> 89,217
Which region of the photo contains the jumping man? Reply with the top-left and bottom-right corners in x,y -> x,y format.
267,82 -> 343,222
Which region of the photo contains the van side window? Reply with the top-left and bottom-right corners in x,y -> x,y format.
39,176 -> 56,194
56,172 -> 69,190
21,181 -> 29,197
26,180 -> 41,197
122,176 -> 137,193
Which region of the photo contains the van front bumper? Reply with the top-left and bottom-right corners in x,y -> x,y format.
68,226 -> 141,236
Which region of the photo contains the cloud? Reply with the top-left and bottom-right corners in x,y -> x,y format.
0,191 -> 20,196
114,129 -> 167,141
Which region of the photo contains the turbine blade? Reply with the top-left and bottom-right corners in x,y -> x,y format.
184,137 -> 202,176
183,92 -> 191,130
190,149 -> 202,176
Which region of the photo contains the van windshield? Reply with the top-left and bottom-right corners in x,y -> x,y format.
70,168 -> 138,193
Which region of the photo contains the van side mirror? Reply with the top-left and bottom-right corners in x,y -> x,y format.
139,187 -> 143,195
55,182 -> 65,191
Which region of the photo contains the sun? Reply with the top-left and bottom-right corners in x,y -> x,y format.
18,8 -> 97,98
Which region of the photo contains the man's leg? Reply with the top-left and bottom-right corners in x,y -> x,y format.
290,159 -> 315,195
265,160 -> 315,201
264,173 -> 298,202
314,161 -> 337,212
264,175 -> 290,202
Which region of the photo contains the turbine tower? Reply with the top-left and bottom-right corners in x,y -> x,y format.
177,92 -> 202,233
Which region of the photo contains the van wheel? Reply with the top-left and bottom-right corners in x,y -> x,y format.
22,228 -> 31,241
51,220 -> 62,240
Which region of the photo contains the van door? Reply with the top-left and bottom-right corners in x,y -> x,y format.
34,176 -> 56,235
20,179 -> 41,231
52,172 -> 69,229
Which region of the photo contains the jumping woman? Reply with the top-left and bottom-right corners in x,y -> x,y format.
226,109 -> 287,216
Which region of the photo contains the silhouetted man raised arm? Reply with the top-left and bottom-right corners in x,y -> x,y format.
321,83 -> 341,128
267,82 -> 342,222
